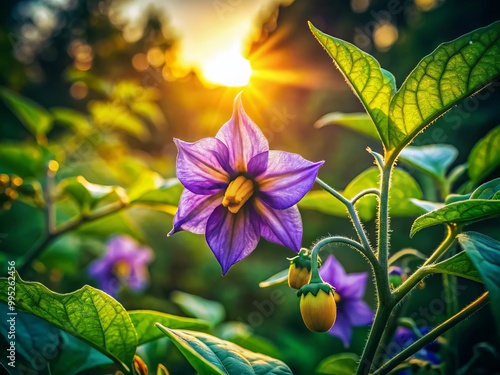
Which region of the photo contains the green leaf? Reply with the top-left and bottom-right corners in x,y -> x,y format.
129,310 -> 211,346
0,275 -> 137,372
388,21 -> 500,153
470,178 -> 500,199
300,168 -> 422,221
457,232 -> 500,337
171,291 -> 226,326
410,198 -> 445,213
444,193 -> 472,204
0,143 -> 48,178
314,112 -> 379,140
51,107 -> 93,134
259,269 -> 289,288
129,173 -> 182,206
399,144 -> 458,179
468,126 -> 500,183
429,251 -> 482,283
0,86 -> 53,138
156,326 -> 293,375
309,23 -> 396,149
315,353 -> 359,375
411,200 -> 500,236
59,176 -> 128,210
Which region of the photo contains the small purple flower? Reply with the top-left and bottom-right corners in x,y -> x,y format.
393,327 -> 441,365
319,255 -> 374,346
169,93 -> 323,274
88,235 -> 154,297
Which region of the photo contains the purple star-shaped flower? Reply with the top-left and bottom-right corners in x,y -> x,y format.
88,235 -> 154,297
169,93 -> 323,274
392,326 -> 441,369
319,255 -> 374,346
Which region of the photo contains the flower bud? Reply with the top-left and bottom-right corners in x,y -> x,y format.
133,355 -> 148,375
287,248 -> 312,289
298,282 -> 337,332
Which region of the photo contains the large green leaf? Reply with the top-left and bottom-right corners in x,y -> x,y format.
388,21 -> 500,153
457,232 -> 500,337
0,86 -> 53,138
156,326 -> 293,375
171,291 -> 226,326
0,307 -> 114,375
468,126 -> 500,183
51,107 -> 93,134
129,173 -> 182,206
129,310 -> 211,346
300,167 -> 422,221
314,112 -> 380,140
0,275 -> 137,372
411,199 -> 500,236
0,143 -> 48,178
470,178 -> 500,199
309,23 -> 396,149
399,144 -> 458,180
315,353 -> 359,375
428,251 -> 482,283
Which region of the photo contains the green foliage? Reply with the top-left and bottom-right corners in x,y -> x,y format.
411,178 -> 500,235
0,86 -> 53,140
129,310 -> 211,346
0,143 -> 50,178
315,353 -> 359,375
310,21 -> 500,157
156,325 -> 293,375
458,232 -> 500,337
429,251 -> 482,283
258,268 -> 288,288
300,167 -> 422,220
309,23 -> 395,150
314,112 -> 379,140
171,290 -> 226,326
51,107 -> 93,134
399,144 -> 458,180
468,126 -> 500,184
0,275 -> 138,372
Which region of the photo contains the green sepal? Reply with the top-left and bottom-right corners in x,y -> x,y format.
288,248 -> 313,271
297,282 -> 335,298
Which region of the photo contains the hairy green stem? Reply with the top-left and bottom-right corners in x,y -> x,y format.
356,161 -> 394,375
372,292 -> 489,375
443,271 -> 459,374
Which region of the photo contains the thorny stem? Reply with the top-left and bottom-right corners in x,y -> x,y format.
372,292 -> 490,375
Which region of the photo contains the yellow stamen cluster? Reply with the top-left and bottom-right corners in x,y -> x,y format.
113,260 -> 131,278
222,175 -> 254,214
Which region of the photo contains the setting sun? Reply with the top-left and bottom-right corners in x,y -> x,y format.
200,46 -> 252,87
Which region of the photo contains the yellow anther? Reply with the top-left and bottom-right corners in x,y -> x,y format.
334,292 -> 341,303
113,260 -> 131,278
222,176 -> 254,214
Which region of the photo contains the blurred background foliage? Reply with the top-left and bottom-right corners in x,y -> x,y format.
0,0 -> 499,373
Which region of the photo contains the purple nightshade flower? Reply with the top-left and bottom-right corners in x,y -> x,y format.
169,93 -> 323,274
88,235 -> 154,297
319,255 -> 374,347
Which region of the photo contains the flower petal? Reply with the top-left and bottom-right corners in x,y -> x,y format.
253,199 -> 302,251
257,151 -> 324,209
174,137 -> 231,195
328,309 -> 352,347
344,299 -> 374,326
206,205 -> 261,274
215,93 -> 269,172
319,255 -> 348,289
247,151 -> 268,178
342,272 -> 370,300
169,189 -> 223,235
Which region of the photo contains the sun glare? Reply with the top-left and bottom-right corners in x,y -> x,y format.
200,46 -> 252,87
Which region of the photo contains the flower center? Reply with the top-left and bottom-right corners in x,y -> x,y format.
113,260 -> 131,278
222,175 -> 254,214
